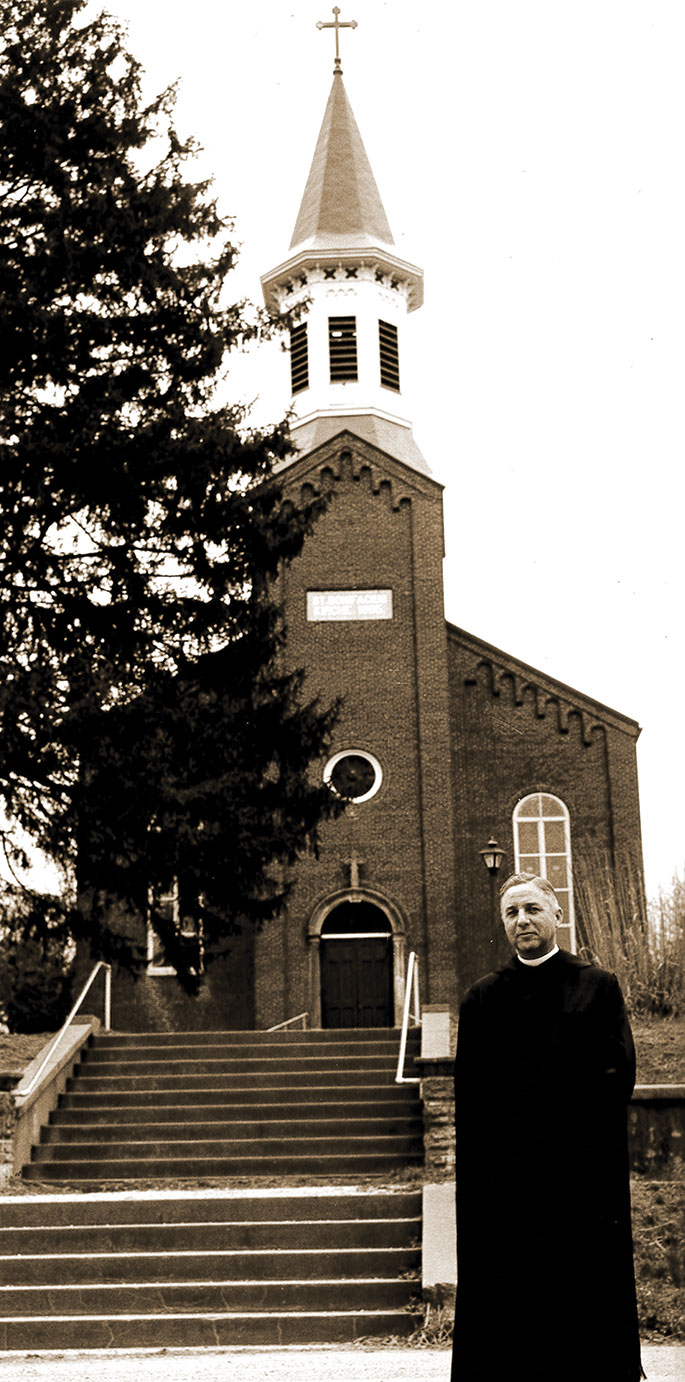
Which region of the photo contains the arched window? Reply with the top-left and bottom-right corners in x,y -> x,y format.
513,793 -> 576,952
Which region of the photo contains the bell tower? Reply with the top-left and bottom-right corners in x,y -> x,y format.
255,13 -> 458,1029
261,28 -> 428,475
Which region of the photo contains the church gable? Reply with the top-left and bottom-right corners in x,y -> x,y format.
280,428 -> 443,515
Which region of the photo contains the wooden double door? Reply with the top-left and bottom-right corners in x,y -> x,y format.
320,902 -> 394,1028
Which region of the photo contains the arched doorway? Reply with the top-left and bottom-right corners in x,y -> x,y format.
320,902 -> 394,1028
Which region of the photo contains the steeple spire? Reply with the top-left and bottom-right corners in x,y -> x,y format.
290,71 -> 394,252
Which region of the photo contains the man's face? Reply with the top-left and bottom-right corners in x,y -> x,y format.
500,881 -> 561,959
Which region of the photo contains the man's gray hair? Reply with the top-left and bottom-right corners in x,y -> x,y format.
498,871 -> 561,905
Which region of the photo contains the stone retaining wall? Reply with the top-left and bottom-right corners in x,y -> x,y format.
420,1074 -> 455,1179
0,1021 -> 97,1186
419,1064 -> 684,1181
629,1086 -> 685,1178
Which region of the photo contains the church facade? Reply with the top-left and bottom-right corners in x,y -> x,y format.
109,59 -> 643,1033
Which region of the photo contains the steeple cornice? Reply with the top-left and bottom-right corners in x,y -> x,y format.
260,246 -> 423,315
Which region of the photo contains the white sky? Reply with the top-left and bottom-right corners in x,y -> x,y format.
84,0 -> 684,898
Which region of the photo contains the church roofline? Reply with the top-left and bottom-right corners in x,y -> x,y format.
277,425 -> 444,502
288,410 -> 431,474
446,621 -> 642,738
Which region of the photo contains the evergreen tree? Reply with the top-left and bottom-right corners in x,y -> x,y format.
0,0 -> 340,986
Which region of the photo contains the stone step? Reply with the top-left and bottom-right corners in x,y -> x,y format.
0,1308 -> 416,1350
43,1116 -> 423,1143
59,1085 -> 416,1108
22,1026 -> 423,1190
64,1070 -> 407,1091
53,1097 -> 418,1122
84,1041 -> 415,1061
0,1213 -> 420,1254
23,1150 -> 422,1179
32,1132 -> 421,1160
0,1188 -> 422,1348
94,1028 -> 419,1045
0,1191 -> 422,1228
0,1277 -> 415,1316
2,1244 -> 420,1285
77,1056 -> 410,1076
0,1188 -> 419,1232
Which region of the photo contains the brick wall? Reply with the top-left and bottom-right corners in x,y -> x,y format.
447,627 -> 644,996
75,898 -> 254,1032
77,426 -> 644,1033
254,436 -> 458,1027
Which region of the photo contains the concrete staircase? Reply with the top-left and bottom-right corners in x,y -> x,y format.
0,1187 -> 423,1348
24,1028 -> 423,1181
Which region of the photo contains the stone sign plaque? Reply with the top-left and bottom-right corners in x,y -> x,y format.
306,589 -> 393,622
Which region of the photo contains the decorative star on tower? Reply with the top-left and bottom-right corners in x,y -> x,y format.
316,6 -> 358,74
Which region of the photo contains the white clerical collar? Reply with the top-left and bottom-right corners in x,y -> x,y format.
517,943 -> 560,968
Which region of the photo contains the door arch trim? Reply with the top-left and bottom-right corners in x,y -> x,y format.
307,888 -> 408,1028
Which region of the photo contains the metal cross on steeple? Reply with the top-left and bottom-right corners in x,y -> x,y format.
316,6 -> 358,74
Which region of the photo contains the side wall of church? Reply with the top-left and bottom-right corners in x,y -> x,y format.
447,632 -> 644,995
75,898 -> 254,1032
253,439 -> 459,1027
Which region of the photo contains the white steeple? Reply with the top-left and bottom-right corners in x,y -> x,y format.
261,61 -> 428,474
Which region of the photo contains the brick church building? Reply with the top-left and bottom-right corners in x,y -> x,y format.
110,58 -> 643,1033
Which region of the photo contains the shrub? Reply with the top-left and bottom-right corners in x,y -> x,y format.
0,891 -> 75,1033
574,850 -> 684,1016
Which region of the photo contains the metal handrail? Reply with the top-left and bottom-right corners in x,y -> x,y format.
17,961 -> 112,1099
267,1012 -> 309,1032
396,950 -> 421,1084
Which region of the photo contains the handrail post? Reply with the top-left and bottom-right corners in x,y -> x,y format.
104,964 -> 112,1031
396,950 -> 421,1084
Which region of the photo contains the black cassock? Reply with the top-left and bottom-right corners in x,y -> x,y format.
451,949 -> 643,1382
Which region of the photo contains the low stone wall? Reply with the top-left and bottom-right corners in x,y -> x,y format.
417,1007 -> 455,1181
629,1085 -> 685,1178
0,1021 -> 98,1186
418,1070 -> 684,1309
419,1065 -> 684,1183
419,1069 -> 455,1180
0,1091 -> 17,1189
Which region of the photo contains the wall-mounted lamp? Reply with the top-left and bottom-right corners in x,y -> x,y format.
479,837 -> 507,876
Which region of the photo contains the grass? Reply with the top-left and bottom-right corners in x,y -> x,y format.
0,1032 -> 50,1068
633,1016 -> 684,1084
632,1180 -> 684,1342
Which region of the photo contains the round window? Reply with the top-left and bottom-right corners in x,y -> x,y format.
324,749 -> 383,803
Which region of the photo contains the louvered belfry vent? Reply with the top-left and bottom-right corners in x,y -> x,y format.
290,322 -> 309,394
328,316 -> 358,382
379,320 -> 400,392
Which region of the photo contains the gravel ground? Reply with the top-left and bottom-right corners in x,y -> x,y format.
0,1346 -> 682,1382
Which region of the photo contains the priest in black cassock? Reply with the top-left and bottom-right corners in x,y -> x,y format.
451,872 -> 643,1382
